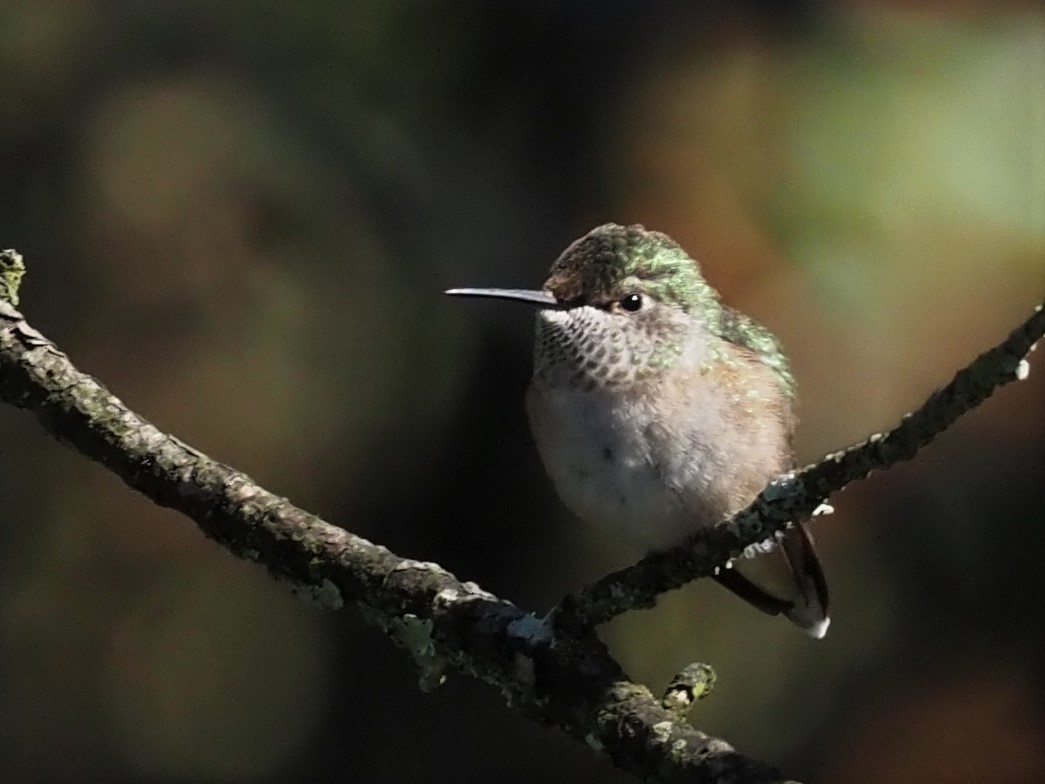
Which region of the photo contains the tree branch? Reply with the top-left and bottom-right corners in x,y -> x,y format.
0,248 -> 793,782
0,248 -> 1040,783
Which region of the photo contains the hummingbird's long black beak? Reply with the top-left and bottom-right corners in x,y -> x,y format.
444,288 -> 563,309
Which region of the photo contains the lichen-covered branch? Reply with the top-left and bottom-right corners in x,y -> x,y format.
0,248 -> 790,783
1,247 -> 1039,784
558,303 -> 1043,627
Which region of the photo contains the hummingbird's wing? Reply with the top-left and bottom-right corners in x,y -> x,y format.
713,523 -> 830,638
709,308 -> 829,635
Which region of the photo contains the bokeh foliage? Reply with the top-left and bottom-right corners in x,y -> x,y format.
0,2 -> 1042,782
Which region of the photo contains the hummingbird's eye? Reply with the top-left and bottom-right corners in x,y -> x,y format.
617,293 -> 645,313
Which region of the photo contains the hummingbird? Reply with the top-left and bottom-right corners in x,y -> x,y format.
447,223 -> 829,638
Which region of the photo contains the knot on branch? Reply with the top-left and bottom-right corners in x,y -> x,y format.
0,249 -> 25,306
661,662 -> 717,717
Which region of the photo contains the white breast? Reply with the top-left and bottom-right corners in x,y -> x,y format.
526,381 -> 724,550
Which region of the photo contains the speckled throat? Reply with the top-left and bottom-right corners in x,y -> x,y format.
531,304 -> 696,392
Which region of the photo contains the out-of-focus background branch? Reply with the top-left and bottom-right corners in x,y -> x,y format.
0,3 -> 1042,783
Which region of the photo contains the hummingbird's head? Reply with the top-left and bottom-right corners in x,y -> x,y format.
446,224 -> 724,390
542,223 -> 717,315
534,224 -> 723,389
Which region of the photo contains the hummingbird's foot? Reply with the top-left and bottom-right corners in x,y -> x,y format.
507,611 -> 555,644
661,662 -> 717,718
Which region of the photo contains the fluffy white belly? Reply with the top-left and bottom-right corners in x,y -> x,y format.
526,381 -> 721,550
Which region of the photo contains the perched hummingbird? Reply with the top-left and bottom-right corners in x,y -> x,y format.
447,223 -> 829,637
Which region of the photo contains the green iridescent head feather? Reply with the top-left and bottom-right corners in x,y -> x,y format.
542,223 -> 719,313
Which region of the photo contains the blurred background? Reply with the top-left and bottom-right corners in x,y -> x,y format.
0,1 -> 1043,782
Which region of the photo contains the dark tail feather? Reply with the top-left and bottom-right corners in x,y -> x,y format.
780,523 -> 830,638
713,523 -> 831,638
713,570 -> 793,617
